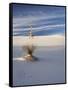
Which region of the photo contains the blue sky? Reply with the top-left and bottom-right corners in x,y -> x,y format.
13,4 -> 65,36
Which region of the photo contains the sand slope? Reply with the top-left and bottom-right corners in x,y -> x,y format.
13,46 -> 65,86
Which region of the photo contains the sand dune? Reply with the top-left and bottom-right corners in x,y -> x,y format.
13,35 -> 65,86
13,35 -> 65,46
13,46 -> 65,86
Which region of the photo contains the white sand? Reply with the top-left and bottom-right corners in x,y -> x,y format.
13,46 -> 65,86
13,35 -> 65,86
13,57 -> 26,61
13,35 -> 65,46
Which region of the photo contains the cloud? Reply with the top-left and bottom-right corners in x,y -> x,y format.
13,23 -> 65,35
13,11 -> 65,36
13,14 -> 64,28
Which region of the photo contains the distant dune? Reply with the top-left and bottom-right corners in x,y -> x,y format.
13,35 -> 65,46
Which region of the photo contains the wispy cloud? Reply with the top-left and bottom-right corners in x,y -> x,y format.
13,5 -> 65,36
13,14 -> 64,28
